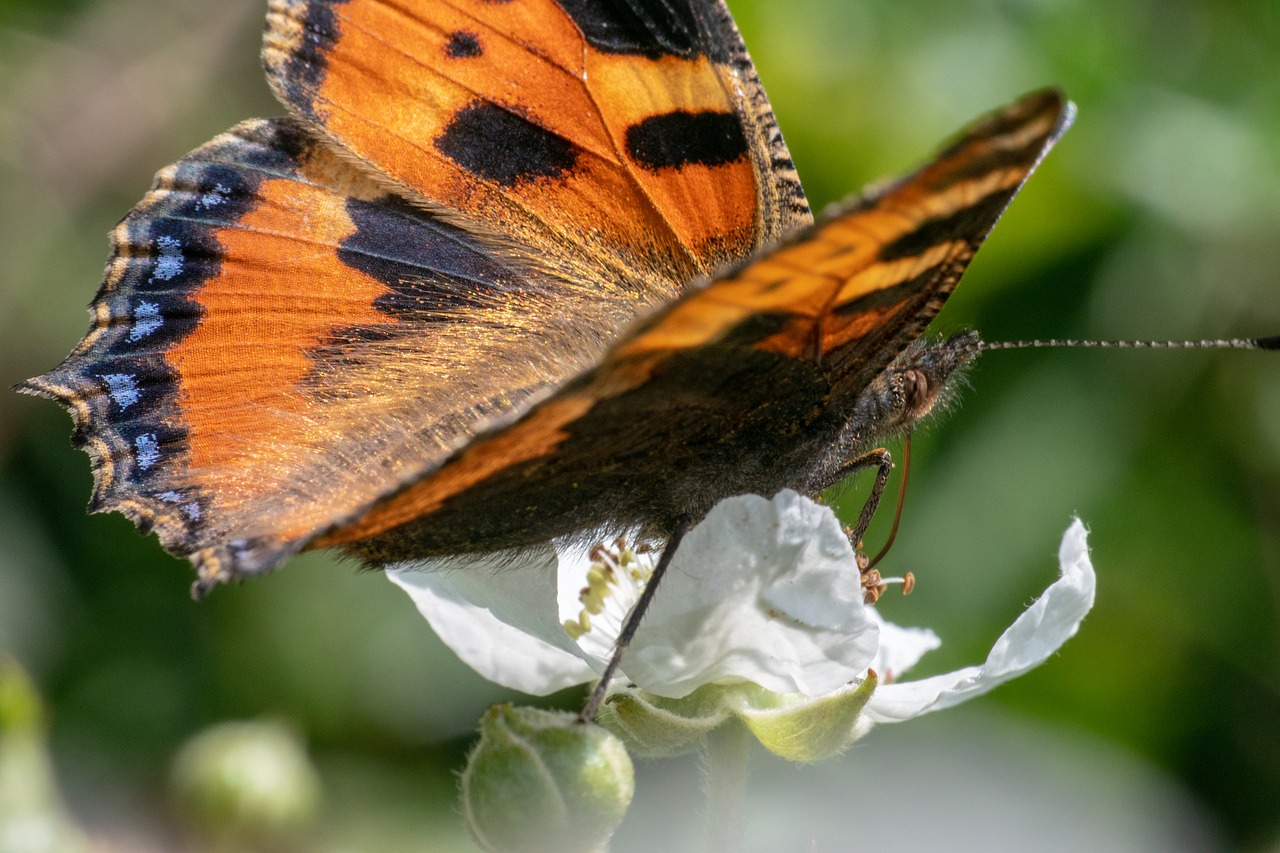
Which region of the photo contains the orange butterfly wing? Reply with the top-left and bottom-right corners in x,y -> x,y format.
21,0 -> 812,583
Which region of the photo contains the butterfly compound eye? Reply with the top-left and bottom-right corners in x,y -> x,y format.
901,369 -> 932,416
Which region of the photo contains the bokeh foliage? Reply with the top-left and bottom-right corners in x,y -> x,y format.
2,0 -> 1278,849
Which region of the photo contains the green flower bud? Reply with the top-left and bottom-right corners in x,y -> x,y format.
0,658 -> 92,853
732,672 -> 878,763
171,720 -> 321,840
0,657 -> 44,736
461,705 -> 634,853
599,684 -> 733,756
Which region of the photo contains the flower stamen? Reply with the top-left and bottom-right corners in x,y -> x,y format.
861,569 -> 916,605
564,539 -> 653,641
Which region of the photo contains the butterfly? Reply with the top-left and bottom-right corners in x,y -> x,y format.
20,0 -> 1072,598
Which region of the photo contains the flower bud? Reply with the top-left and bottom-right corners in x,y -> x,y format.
0,657 -> 44,735
0,657 -> 92,853
171,720 -> 320,840
461,705 -> 634,853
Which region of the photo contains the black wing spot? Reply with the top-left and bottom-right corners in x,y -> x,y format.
436,102 -> 578,187
445,31 -> 482,59
625,110 -> 748,171
556,0 -> 702,58
336,193 -> 519,318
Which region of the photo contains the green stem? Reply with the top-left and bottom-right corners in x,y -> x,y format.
702,722 -> 750,853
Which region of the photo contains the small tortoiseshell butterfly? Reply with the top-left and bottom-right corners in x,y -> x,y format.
21,0 -> 1072,597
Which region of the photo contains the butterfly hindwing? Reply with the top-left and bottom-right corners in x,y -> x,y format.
21,117 -> 641,576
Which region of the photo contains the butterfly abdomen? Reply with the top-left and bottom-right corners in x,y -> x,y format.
327,339 -> 844,562
336,339 -> 980,567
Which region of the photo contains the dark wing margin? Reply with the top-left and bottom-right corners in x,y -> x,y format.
16,119 -> 318,557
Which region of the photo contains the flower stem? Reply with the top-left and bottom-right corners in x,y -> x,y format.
702,721 -> 750,853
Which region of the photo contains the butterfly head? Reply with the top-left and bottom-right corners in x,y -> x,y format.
852,330 -> 981,445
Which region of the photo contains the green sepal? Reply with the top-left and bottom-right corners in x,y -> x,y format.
731,673 -> 878,763
599,684 -> 734,757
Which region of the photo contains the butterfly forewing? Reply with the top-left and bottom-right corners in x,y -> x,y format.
313,90 -> 1074,567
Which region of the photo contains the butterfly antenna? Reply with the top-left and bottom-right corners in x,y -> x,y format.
981,335 -> 1280,351
866,431 -> 911,571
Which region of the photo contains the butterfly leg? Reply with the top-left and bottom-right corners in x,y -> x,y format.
834,444 -> 919,604
834,448 -> 895,550
578,517 -> 692,723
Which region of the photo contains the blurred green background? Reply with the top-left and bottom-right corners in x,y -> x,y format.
2,0 -> 1278,850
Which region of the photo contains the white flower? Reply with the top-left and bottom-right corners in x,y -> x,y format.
387,492 -> 1095,731
388,492 -> 875,698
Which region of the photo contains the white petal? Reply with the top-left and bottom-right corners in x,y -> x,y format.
621,492 -> 879,698
387,547 -> 597,696
865,519 -> 1095,722
867,608 -> 941,680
